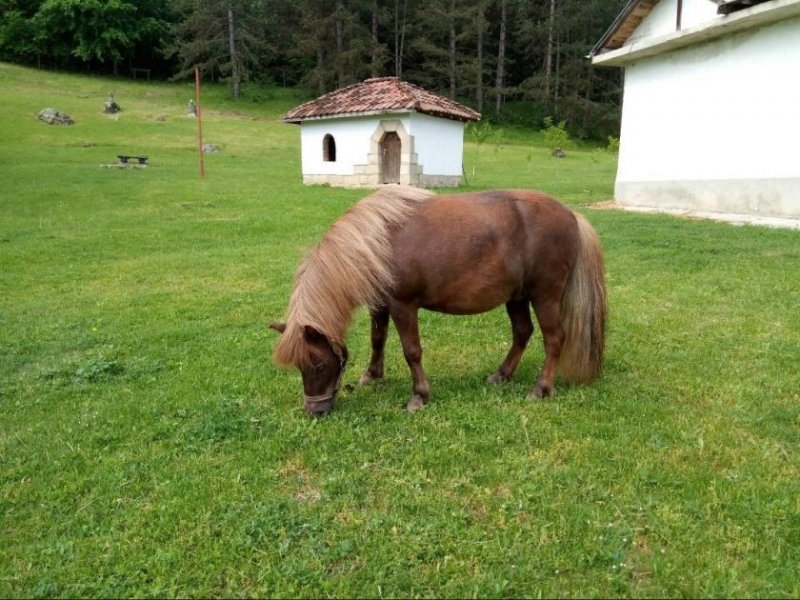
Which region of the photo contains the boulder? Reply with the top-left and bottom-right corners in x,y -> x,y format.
38,108 -> 74,125
103,92 -> 121,114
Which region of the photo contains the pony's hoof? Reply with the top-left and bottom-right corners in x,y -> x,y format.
359,371 -> 382,386
406,396 -> 426,412
487,372 -> 509,384
529,383 -> 553,400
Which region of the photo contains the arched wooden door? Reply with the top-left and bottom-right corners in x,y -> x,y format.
380,131 -> 401,184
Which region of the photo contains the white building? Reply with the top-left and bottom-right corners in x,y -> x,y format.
282,77 -> 481,188
591,0 -> 800,219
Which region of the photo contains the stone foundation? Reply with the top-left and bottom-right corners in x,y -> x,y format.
303,173 -> 462,188
616,177 -> 800,220
417,174 -> 462,187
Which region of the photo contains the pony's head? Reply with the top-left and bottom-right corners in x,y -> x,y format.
270,323 -> 348,416
271,186 -> 430,415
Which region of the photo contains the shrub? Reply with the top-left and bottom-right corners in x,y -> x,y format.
541,116 -> 570,151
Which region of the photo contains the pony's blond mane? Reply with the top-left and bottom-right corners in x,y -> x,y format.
274,186 -> 432,367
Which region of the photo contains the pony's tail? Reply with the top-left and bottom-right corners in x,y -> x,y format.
558,212 -> 607,383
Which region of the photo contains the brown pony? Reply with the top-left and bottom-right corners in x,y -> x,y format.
271,186 -> 606,416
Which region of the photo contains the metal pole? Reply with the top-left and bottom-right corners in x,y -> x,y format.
195,67 -> 205,180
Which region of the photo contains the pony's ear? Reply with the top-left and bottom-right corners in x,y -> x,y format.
302,326 -> 325,343
269,322 -> 286,334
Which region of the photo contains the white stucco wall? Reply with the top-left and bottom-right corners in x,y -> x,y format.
628,0 -> 720,43
298,112 -> 465,178
300,116 -> 406,175
406,113 -> 466,176
615,13 -> 800,218
680,0 -> 723,28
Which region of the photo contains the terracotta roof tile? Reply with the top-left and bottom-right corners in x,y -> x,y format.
283,77 -> 481,123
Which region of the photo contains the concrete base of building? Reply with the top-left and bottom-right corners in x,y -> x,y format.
302,173 -> 462,188
616,177 -> 800,220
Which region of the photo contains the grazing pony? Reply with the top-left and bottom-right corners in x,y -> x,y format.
271,187 -> 606,416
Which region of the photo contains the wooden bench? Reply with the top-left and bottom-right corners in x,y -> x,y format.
131,67 -> 151,80
118,155 -> 149,166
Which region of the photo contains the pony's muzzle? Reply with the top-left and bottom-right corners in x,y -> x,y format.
304,396 -> 335,417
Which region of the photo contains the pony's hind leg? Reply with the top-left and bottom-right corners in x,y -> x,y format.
530,297 -> 566,399
487,300 -> 534,384
359,306 -> 390,386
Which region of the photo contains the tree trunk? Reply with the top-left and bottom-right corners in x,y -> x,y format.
228,5 -> 240,99
316,49 -> 325,95
545,0 -> 555,99
336,0 -> 344,87
371,0 -> 380,77
449,0 -> 456,99
495,0 -> 507,113
394,0 -> 407,78
476,6 -> 484,113
554,30 -> 561,105
394,0 -> 400,77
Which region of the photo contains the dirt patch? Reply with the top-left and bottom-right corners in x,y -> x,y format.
588,200 -> 800,229
206,109 -> 264,121
279,455 -> 323,504
588,200 -> 620,210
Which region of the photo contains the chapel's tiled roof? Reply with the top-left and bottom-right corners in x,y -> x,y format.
282,77 -> 481,123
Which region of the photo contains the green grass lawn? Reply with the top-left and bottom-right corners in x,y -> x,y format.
1,62 -> 798,598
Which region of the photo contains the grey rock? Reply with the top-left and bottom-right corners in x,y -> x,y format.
38,108 -> 74,125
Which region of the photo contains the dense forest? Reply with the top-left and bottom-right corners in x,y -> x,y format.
0,0 -> 627,138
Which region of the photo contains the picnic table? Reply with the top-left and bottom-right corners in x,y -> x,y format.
118,155 -> 149,166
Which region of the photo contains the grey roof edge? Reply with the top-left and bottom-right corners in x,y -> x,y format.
592,0 -> 800,66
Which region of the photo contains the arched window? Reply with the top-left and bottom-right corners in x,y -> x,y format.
322,134 -> 336,162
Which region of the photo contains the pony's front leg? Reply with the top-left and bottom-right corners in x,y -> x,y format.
390,301 -> 430,412
359,306 -> 389,386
